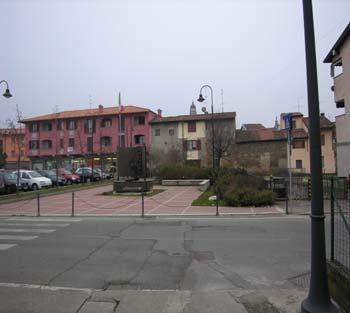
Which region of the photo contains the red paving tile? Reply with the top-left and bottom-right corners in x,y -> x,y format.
0,185 -> 282,216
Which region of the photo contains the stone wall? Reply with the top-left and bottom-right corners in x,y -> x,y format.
229,140 -> 287,174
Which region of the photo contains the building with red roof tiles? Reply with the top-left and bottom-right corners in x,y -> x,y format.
20,105 -> 158,170
149,110 -> 236,168
233,127 -> 288,174
232,113 -> 336,175
0,128 -> 30,170
279,112 -> 336,174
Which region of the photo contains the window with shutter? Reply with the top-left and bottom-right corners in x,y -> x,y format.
197,140 -> 201,150
187,140 -> 197,150
188,122 -> 196,132
87,137 -> 93,152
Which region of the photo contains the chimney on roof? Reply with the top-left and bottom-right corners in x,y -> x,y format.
98,104 -> 103,113
320,112 -> 325,117
157,109 -> 162,117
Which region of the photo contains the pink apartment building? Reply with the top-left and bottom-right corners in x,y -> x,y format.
21,105 -> 158,170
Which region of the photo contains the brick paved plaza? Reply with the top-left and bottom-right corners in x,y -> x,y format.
0,185 -> 283,216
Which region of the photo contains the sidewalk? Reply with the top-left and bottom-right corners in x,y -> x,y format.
0,285 -> 307,313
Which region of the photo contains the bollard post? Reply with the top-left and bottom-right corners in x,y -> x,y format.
37,191 -> 40,217
330,177 -> 335,262
216,194 -> 219,216
71,192 -> 74,217
285,179 -> 289,215
141,191 -> 144,217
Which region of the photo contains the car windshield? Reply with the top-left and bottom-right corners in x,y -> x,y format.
28,171 -> 42,178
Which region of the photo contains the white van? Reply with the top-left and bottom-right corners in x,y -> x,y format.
14,170 -> 52,190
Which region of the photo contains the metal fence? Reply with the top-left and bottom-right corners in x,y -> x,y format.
281,176 -> 347,201
330,177 -> 350,274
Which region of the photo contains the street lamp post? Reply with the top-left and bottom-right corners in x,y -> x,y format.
197,85 -> 215,169
0,80 -> 12,98
301,1 -> 338,312
198,85 -> 219,216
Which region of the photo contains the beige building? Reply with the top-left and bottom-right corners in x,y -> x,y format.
150,111 -> 236,168
280,113 -> 336,174
324,22 -> 350,177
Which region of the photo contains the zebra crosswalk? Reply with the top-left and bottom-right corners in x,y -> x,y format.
0,217 -> 81,251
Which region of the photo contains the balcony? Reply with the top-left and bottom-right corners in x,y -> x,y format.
333,74 -> 346,105
290,168 -> 306,174
335,114 -> 350,144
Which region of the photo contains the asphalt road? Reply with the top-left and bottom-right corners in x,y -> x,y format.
0,215 -> 325,312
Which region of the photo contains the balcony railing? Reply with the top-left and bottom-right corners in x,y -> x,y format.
290,167 -> 306,174
334,74 -> 345,104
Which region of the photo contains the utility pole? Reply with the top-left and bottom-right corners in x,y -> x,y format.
301,1 -> 338,312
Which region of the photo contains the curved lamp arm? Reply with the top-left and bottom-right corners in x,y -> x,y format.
0,80 -> 12,98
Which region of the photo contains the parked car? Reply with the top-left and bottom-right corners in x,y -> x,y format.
11,172 -> 30,191
57,169 -> 81,185
75,167 -> 101,183
0,174 -> 5,194
95,168 -> 113,179
37,170 -> 66,186
13,170 -> 52,190
0,172 -> 18,193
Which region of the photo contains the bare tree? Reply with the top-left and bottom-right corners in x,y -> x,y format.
150,146 -> 182,169
6,105 -> 25,193
207,122 -> 235,167
0,129 -> 7,169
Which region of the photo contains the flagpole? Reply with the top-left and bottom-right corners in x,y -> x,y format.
118,92 -> 122,181
118,92 -> 122,148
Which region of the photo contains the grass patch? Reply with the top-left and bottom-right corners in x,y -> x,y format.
100,189 -> 165,197
0,180 -> 113,204
192,188 -> 226,206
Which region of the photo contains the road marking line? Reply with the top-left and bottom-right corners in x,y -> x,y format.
0,244 -> 17,250
0,235 -> 38,240
7,218 -> 81,222
0,282 -> 95,293
0,223 -> 69,227
0,228 -> 55,233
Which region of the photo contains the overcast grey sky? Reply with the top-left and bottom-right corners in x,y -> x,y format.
1,0 -> 349,128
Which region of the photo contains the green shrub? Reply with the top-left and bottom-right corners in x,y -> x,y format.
223,187 -> 275,207
153,164 -> 246,182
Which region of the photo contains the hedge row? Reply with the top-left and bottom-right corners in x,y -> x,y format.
153,164 -> 276,207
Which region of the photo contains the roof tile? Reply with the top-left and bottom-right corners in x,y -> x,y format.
150,112 -> 236,124
21,105 -> 154,122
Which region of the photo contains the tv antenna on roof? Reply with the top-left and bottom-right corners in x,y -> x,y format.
221,89 -> 224,113
296,97 -> 304,113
